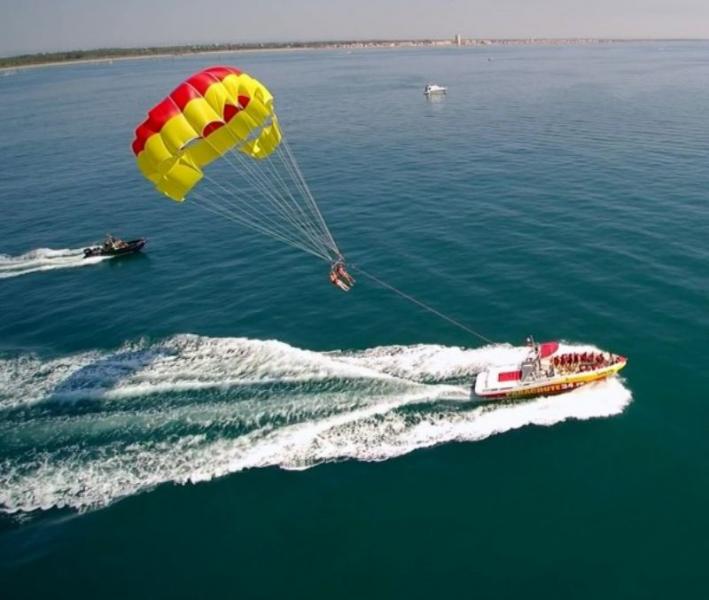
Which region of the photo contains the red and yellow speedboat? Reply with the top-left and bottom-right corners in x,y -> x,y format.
473,339 -> 627,400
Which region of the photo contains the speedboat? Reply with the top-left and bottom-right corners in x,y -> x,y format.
424,83 -> 447,96
83,238 -> 146,258
473,339 -> 627,400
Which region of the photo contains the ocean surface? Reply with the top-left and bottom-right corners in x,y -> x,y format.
0,43 -> 707,598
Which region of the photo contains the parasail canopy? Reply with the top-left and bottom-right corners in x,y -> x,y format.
132,66 -> 342,263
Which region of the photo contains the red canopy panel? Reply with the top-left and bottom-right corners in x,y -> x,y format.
539,341 -> 559,358
498,370 -> 522,382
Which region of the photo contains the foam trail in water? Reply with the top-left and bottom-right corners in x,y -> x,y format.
0,335 -> 632,513
0,247 -> 111,279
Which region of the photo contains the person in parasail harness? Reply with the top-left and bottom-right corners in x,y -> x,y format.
329,260 -> 355,292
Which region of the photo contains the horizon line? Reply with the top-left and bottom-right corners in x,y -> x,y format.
3,36 -> 709,59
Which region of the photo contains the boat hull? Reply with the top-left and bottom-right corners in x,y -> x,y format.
474,359 -> 627,400
83,239 -> 146,258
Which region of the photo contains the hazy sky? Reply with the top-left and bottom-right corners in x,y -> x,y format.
1,0 -> 708,56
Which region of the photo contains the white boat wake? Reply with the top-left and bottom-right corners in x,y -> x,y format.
0,247 -> 111,279
0,335 -> 632,513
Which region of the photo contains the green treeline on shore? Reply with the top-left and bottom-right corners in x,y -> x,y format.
0,41 -> 422,68
4,38 -> 681,69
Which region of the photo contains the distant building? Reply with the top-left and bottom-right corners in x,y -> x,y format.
454,33 -> 462,46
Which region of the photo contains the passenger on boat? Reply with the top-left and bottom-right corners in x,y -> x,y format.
104,234 -> 128,250
104,234 -> 116,251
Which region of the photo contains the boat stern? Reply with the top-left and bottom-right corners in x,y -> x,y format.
473,371 -> 489,397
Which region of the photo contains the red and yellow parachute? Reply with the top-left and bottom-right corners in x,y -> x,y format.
132,66 -> 282,202
131,65 -> 342,266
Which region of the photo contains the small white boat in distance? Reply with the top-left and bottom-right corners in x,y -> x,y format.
424,83 -> 447,96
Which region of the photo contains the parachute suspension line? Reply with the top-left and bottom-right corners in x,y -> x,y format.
257,144 -> 335,255
224,146 -> 333,259
191,199 -> 327,262
267,143 -> 330,248
216,152 -> 337,257
221,143 -> 334,257
210,180 -> 332,260
191,190 -> 331,261
199,182 -> 331,262
191,186 -> 311,256
279,135 -> 341,257
276,139 -> 329,243
234,135 -> 339,260
195,165 -> 328,255
278,136 -> 335,246
232,150 -> 321,246
270,144 -> 340,259
194,199 -> 330,262
351,265 -> 497,345
199,172 -> 319,255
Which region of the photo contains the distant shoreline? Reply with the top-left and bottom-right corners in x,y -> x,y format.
2,38 -> 704,72
0,46 -> 312,72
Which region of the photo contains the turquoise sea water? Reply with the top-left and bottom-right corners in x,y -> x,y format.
1,43 -> 708,598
